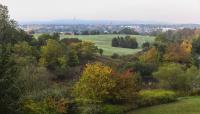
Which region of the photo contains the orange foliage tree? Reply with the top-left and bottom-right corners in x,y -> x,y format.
164,43 -> 191,63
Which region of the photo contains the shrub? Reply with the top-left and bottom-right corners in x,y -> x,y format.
21,97 -> 69,114
111,53 -> 119,59
138,89 -> 177,106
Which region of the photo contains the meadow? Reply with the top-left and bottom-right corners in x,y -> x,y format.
127,96 -> 200,114
60,34 -> 155,56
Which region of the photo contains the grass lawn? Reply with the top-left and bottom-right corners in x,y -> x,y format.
127,96 -> 200,114
60,34 -> 155,56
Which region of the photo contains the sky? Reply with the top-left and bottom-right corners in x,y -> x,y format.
1,0 -> 200,24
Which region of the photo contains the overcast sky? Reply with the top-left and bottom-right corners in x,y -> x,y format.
1,0 -> 200,24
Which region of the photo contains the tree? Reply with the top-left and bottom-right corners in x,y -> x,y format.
13,42 -> 37,66
185,66 -> 200,93
68,50 -> 79,67
192,36 -> 200,55
71,41 -> 98,60
37,34 -> 54,46
163,43 -> 191,63
139,47 -> 160,63
153,63 -> 188,91
119,28 -> 139,35
52,32 -> 60,41
98,49 -> 103,56
142,42 -> 150,50
73,62 -> 115,103
39,39 -> 68,79
0,4 -> 26,113
0,44 -> 20,114
0,4 -> 32,45
111,38 -> 119,47
111,71 -> 141,103
111,36 -> 138,49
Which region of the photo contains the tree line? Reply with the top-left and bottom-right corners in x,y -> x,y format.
112,36 -> 138,49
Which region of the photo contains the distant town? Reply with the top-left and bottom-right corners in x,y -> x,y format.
20,23 -> 200,35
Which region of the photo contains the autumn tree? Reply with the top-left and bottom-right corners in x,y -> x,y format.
111,71 -> 141,103
163,43 -> 191,63
139,47 -> 160,64
73,62 -> 115,103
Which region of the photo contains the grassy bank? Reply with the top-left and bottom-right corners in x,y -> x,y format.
127,96 -> 200,114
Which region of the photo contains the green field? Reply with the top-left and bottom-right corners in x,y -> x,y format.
34,34 -> 155,56
60,34 -> 155,56
127,96 -> 200,114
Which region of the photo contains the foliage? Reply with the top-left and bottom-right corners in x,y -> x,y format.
192,36 -> 200,55
21,97 -> 69,114
139,47 -> 160,63
13,41 -> 37,65
99,48 -> 104,56
180,40 -> 192,53
153,63 -> 189,91
138,89 -> 177,107
68,50 -> 79,67
111,71 -> 141,103
142,42 -> 150,50
139,90 -> 177,106
39,39 -> 68,79
71,41 -> 98,60
185,66 -> 200,94
131,62 -> 157,77
73,62 -> 115,103
111,53 -> 119,59
37,33 -> 60,46
163,43 -> 191,63
61,38 -> 81,45
17,65 -> 52,98
119,28 -> 139,35
112,36 -> 138,49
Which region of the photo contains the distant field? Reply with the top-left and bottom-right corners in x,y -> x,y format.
35,34 -> 155,56
127,96 -> 200,114
61,34 -> 155,56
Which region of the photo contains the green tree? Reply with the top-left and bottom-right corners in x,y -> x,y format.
39,39 -> 68,79
98,48 -> 103,56
153,63 -> 188,91
0,4 -> 28,113
13,41 -> 37,66
68,50 -> 79,67
72,41 -> 98,60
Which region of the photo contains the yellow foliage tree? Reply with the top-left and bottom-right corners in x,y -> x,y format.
180,40 -> 192,53
164,43 -> 191,63
139,47 -> 160,63
73,62 -> 115,103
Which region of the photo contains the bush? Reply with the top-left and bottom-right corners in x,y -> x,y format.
111,53 -> 119,59
138,89 -> 177,106
21,97 -> 69,114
